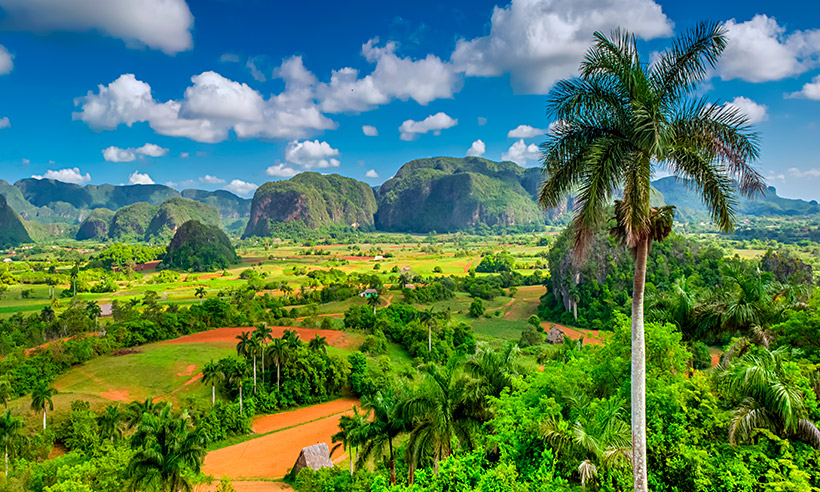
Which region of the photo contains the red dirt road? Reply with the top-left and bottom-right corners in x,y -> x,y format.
203,399 -> 359,480
159,326 -> 355,348
251,398 -> 359,434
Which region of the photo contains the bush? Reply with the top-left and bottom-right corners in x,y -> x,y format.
469,298 -> 485,318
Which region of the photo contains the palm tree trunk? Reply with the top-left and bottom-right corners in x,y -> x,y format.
4,450 -> 7,477
212,383 -> 216,406
350,446 -> 354,475
43,409 -> 47,430
276,363 -> 280,391
631,238 -> 649,492
388,437 -> 396,485
428,324 -> 431,352
253,356 -> 257,393
239,384 -> 243,415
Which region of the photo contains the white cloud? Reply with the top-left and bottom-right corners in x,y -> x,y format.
723,97 -> 768,124
477,116 -> 487,126
21,158 -> 29,164
32,167 -> 91,185
220,53 -> 239,63
73,63 -> 336,143
399,112 -> 457,141
316,39 -> 460,113
246,57 -> 267,82
135,143 -> 168,157
451,0 -> 672,94
200,175 -> 225,184
466,139 -> 486,157
362,125 -> 379,136
502,139 -> 541,166
128,170 -> 154,185
265,163 -> 299,178
0,45 -> 12,75
719,15 -> 820,83
224,179 -> 258,196
787,167 -> 820,179
166,179 -> 196,188
284,139 -> 340,168
788,75 -> 820,100
102,142 -> 168,162
0,0 -> 193,54
0,116 -> 9,129
365,169 -> 379,178
507,124 -> 544,139
180,152 -> 190,158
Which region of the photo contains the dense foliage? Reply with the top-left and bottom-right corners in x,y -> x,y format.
162,220 -> 239,272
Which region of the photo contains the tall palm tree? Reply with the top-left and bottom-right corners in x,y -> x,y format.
97,405 -> 126,442
0,378 -> 11,408
30,382 -> 56,430
402,363 -> 480,480
266,338 -> 288,391
195,286 -> 207,304
331,406 -> 369,476
221,361 -> 249,414
0,410 -> 22,477
248,336 -> 261,393
282,329 -> 302,349
126,398 -> 164,428
254,324 -> 274,383
463,343 -> 520,419
357,385 -> 406,485
419,307 -> 436,352
236,331 -> 260,392
538,22 -> 763,491
202,360 -> 222,406
721,346 -> 820,448
308,334 -> 329,354
127,406 -> 205,492
366,293 -> 382,315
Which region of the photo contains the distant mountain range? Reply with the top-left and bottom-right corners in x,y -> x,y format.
1,158 -> 817,246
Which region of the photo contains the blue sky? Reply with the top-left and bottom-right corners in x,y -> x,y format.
0,0 -> 819,200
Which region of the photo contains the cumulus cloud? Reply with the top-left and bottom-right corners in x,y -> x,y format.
0,0 -> 194,54
478,116 -> 487,126
265,163 -> 299,178
284,139 -> 340,168
399,112 -> 457,141
507,124 -> 544,139
0,45 -> 12,75
316,39 -> 461,113
451,0 -> 672,94
787,167 -> 820,179
224,179 -> 258,196
466,139 -> 486,157
102,143 -> 168,162
723,97 -> 768,124
788,74 -> 820,100
200,175 -> 225,184
220,53 -> 239,63
73,63 -> 336,143
362,125 -> 379,136
166,179 -> 196,188
128,170 -> 154,185
32,167 -> 91,184
365,169 -> 379,178
502,139 -> 541,166
0,116 -> 9,129
720,15 -> 820,82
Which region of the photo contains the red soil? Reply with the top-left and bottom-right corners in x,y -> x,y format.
25,333 -> 98,356
252,398 -> 359,434
99,389 -> 131,402
542,322 -> 607,346
182,373 -> 203,387
159,326 -> 355,348
341,256 -> 375,261
177,364 -> 197,376
133,260 -> 160,272
203,399 -> 359,480
197,482 -> 293,492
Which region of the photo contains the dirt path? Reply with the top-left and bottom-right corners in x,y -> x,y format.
251,398 -> 359,434
160,326 -> 355,349
486,297 -> 515,313
203,402 -> 358,480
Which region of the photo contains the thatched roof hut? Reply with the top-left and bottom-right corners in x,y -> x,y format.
293,443 -> 334,476
545,325 -> 565,344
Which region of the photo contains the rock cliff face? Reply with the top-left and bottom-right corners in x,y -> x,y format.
76,209 -> 115,241
375,157 -> 548,232
243,173 -> 378,237
0,195 -> 32,247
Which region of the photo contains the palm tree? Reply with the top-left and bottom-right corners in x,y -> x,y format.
721,346 -> 820,448
195,286 -> 207,304
221,361 -> 250,414
0,378 -> 11,408
254,324 -> 274,383
266,338 -> 288,391
282,329 -> 302,349
308,334 -> 328,354
539,397 -> 632,489
366,293 -> 382,315
419,307 -> 436,352
0,410 -> 22,477
30,382 -> 56,430
127,406 -> 205,492
97,405 -> 126,442
70,263 -> 79,297
402,363 -> 480,480
357,385 -> 406,485
202,360 -> 222,406
331,406 -> 369,476
235,331 -> 260,392
463,343 -> 520,419
248,336 -> 261,392
538,22 -> 763,491
126,398 -> 163,428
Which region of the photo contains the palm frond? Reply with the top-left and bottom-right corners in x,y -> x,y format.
651,21 -> 727,102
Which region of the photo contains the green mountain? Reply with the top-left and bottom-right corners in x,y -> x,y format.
144,198 -> 221,241
243,172 -> 378,237
375,157 -> 548,232
76,208 -> 116,241
181,189 -> 251,218
0,195 -> 33,248
109,203 -> 159,241
15,178 -> 179,211
652,177 -> 820,220
163,220 -> 238,271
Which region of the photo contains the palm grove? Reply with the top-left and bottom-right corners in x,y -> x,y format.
0,21 -> 819,492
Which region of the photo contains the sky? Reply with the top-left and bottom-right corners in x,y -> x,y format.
0,0 -> 819,200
